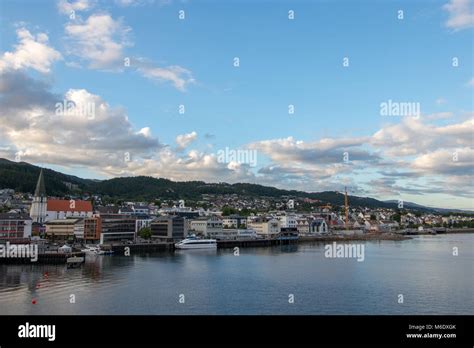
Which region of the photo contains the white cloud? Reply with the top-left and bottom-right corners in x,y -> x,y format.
65,13 -> 132,69
467,77 -> 474,87
412,147 -> 474,176
176,131 -> 197,150
111,148 -> 255,183
57,0 -> 94,14
243,115 -> 474,200
371,118 -> 473,156
244,136 -> 377,192
248,136 -> 375,165
0,71 -> 252,182
137,127 -> 152,138
137,63 -> 195,92
115,0 -> 162,7
424,112 -> 453,120
0,71 -> 161,168
63,14 -> 195,91
115,0 -> 137,6
0,28 -> 62,74
443,0 -> 474,30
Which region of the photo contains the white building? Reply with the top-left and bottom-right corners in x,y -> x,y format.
74,219 -> 85,239
189,215 -> 223,237
44,218 -> 84,241
247,218 -> 280,239
278,215 -> 298,228
222,215 -> 247,228
237,229 -> 258,239
296,218 -> 309,234
213,228 -> 258,240
136,218 -> 153,234
309,218 -> 329,234
132,205 -> 150,215
0,213 -> 32,241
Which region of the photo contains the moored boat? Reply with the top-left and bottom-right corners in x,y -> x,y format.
175,238 -> 217,249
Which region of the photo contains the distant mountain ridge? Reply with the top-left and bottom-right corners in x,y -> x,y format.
383,200 -> 471,214
0,158 -> 469,213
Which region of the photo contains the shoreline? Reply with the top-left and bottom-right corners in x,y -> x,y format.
1,230 -> 472,264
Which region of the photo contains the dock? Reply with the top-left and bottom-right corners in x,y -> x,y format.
217,238 -> 297,249
397,227 -> 474,235
105,243 -> 175,253
3,229 -> 469,262
0,252 -> 85,264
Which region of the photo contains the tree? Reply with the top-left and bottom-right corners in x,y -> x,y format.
222,206 -> 237,216
392,214 -> 401,223
139,227 -> 152,240
370,214 -> 377,221
239,208 -> 255,216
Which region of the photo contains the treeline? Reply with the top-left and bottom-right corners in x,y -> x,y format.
0,159 -> 89,196
0,158 -> 432,212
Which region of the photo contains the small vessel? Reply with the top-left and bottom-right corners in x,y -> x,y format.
175,238 -> 217,249
94,249 -> 114,255
81,246 -> 113,255
66,256 -> 85,268
81,246 -> 99,253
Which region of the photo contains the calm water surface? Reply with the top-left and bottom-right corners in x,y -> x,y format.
0,234 -> 473,314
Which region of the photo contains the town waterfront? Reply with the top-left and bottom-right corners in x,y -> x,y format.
0,233 -> 472,315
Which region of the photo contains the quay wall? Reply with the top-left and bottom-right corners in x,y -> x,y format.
0,252 -> 85,264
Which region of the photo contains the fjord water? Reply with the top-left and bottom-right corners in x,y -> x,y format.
0,234 -> 472,315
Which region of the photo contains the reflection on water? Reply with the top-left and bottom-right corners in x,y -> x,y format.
0,234 -> 472,315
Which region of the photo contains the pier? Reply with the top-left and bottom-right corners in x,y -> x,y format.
217,239 -> 284,249
105,243 -> 175,253
0,252 -> 85,264
396,227 -> 474,235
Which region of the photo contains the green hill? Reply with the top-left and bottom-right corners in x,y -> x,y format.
0,158 -> 419,210
0,159 -> 92,196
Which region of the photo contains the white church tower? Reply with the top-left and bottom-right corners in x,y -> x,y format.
30,168 -> 47,223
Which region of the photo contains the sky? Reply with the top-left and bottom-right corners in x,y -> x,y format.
0,0 -> 473,210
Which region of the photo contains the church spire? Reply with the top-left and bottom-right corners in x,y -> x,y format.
31,168 -> 48,223
34,168 -> 46,197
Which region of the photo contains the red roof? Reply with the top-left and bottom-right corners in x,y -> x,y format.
47,199 -> 93,212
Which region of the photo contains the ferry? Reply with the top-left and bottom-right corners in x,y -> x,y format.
175,238 -> 217,249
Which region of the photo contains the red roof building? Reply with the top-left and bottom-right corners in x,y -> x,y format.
46,199 -> 93,221
47,199 -> 93,212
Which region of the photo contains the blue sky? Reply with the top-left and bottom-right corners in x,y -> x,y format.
0,0 -> 473,209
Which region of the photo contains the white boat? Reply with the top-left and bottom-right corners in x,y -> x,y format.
81,246 -> 114,255
81,246 -> 99,253
67,256 -> 85,263
94,249 -> 114,255
175,238 -> 217,249
66,256 -> 85,268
